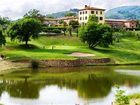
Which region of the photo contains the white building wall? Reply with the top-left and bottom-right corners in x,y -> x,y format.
79,9 -> 105,25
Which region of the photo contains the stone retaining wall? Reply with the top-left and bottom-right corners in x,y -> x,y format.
41,58 -> 112,67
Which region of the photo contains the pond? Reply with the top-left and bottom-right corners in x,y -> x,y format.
0,66 -> 140,105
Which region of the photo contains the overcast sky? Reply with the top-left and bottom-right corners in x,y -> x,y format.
0,0 -> 140,19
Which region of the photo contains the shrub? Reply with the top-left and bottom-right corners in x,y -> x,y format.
113,32 -> 123,42
115,86 -> 129,105
31,60 -> 39,69
123,31 -> 136,38
52,29 -> 61,33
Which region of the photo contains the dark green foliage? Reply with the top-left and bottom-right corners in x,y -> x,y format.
136,33 -> 140,40
0,16 -> 10,25
43,27 -> 64,34
65,12 -> 76,17
69,20 -> 79,36
46,15 -> 55,19
113,32 -> 123,42
79,15 -> 113,48
6,18 -> 42,46
137,20 -> 140,29
69,20 -> 79,29
88,15 -> 98,22
58,20 -> 64,24
24,9 -> 45,23
31,60 -> 39,69
52,29 -> 61,33
0,29 -> 6,47
0,16 -> 11,30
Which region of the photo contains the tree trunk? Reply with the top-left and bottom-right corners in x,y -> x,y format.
89,40 -> 101,49
64,31 -> 66,36
69,31 -> 72,36
92,41 -> 101,48
25,40 -> 28,47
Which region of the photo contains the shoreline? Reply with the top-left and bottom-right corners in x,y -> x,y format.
0,58 -> 140,74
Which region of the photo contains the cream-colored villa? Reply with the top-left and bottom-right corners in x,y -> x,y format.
44,5 -> 137,29
78,5 -> 105,25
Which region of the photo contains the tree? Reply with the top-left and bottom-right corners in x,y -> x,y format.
0,16 -> 10,25
79,15 -> 113,48
58,20 -> 67,36
62,22 -> 67,36
24,9 -> 45,23
67,25 -> 73,36
88,15 -> 98,22
69,20 -> 79,36
7,18 -> 41,46
65,12 -> 76,17
46,15 -> 55,19
69,20 -> 79,29
137,20 -> 140,29
0,16 -> 11,30
0,28 -> 6,47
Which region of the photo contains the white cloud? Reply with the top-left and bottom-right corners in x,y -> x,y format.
0,0 -> 139,19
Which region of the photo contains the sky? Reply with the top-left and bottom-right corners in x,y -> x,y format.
0,0 -> 140,19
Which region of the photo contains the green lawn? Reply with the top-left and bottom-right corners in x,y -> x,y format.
129,93 -> 140,99
1,34 -> 140,64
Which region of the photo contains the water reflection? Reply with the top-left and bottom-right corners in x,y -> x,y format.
0,66 -> 140,105
78,75 -> 112,99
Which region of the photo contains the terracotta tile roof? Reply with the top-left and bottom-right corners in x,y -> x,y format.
59,16 -> 78,20
79,6 -> 105,11
105,19 -> 136,22
45,18 -> 58,21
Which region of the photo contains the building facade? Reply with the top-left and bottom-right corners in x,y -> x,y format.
44,18 -> 59,26
59,16 -> 78,25
105,19 -> 137,29
78,5 -> 105,25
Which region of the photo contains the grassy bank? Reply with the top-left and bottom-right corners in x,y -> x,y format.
129,93 -> 140,99
0,34 -> 140,64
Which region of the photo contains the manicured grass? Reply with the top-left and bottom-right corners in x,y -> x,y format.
129,93 -> 140,99
0,34 -> 140,64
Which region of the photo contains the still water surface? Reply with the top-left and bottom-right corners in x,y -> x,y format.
0,66 -> 140,105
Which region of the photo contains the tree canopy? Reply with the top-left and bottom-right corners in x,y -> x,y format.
46,15 -> 55,19
24,9 -> 45,23
69,20 -> 79,29
88,15 -> 98,22
79,15 -> 113,48
6,18 -> 42,46
65,12 -> 76,17
0,28 -> 6,47
0,16 -> 11,30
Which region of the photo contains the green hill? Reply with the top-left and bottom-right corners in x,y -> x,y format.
106,6 -> 140,20
47,9 -> 79,18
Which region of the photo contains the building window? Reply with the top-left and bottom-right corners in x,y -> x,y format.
80,17 -> 82,20
100,17 -> 103,20
91,11 -> 94,14
96,11 -> 98,14
85,16 -> 87,20
83,17 -> 84,20
83,11 -> 84,14
100,11 -> 102,14
85,11 -> 87,14
80,12 -> 82,15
